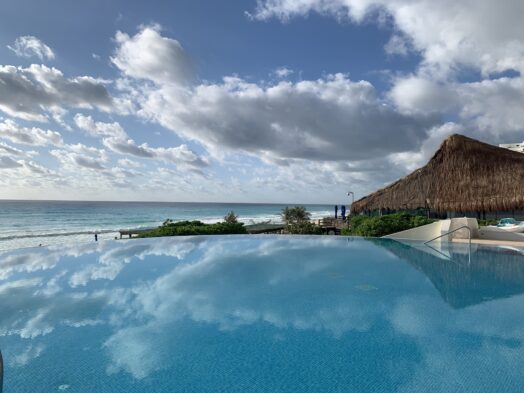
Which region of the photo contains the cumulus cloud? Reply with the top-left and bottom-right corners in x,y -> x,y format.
0,119 -> 63,146
251,1 -> 524,156
73,113 -> 207,168
51,146 -> 108,171
384,34 -> 410,56
117,158 -> 141,168
389,76 -> 457,115
8,36 -> 55,60
388,122 -> 462,171
102,137 -> 153,158
111,24 -> 193,85
251,0 -> 524,78
0,64 -> 113,121
274,66 -> 294,78
390,75 -> 524,140
74,114 -> 127,139
0,156 -> 23,169
0,141 -> 37,157
134,72 -> 434,162
102,137 -> 207,167
457,77 -> 524,135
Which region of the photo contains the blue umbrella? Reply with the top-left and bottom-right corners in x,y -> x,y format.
341,205 -> 346,220
334,205 -> 338,219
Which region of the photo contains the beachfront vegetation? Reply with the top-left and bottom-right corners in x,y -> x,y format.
224,211 -> 239,224
281,206 -> 311,224
281,206 -> 322,235
341,213 -> 435,237
286,221 -> 323,235
478,219 -> 498,226
139,220 -> 247,238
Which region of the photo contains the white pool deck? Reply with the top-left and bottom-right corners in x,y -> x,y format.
385,218 -> 524,248
453,238 -> 524,247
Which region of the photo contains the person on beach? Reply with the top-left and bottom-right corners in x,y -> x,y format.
94,233 -> 98,242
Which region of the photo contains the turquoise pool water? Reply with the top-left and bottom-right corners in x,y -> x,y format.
1,236 -> 524,392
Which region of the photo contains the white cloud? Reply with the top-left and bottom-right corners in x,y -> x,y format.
0,156 -> 23,169
51,146 -> 108,171
74,114 -> 127,139
251,0 -> 524,78
111,24 -> 193,86
0,64 -> 113,122
274,66 -> 294,78
384,34 -> 410,56
389,76 -> 457,115
457,77 -> 524,135
117,158 -> 141,168
0,141 -> 37,157
73,112 -> 207,168
0,119 -> 63,146
8,36 -> 55,61
388,122 -> 462,172
133,72 -> 433,162
390,75 -> 524,139
102,137 -> 207,168
103,25 -> 443,198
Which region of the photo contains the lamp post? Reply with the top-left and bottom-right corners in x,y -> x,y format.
347,191 -> 354,229
347,191 -> 354,212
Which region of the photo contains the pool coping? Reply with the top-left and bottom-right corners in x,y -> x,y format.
453,238 -> 524,247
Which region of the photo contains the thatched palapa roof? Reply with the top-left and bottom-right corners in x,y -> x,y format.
352,134 -> 524,214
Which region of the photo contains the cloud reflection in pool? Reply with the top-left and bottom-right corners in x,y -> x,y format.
1,236 -> 524,392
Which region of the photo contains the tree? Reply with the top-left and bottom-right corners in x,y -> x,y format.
281,206 -> 311,225
224,211 -> 238,224
280,206 -> 320,234
162,219 -> 174,226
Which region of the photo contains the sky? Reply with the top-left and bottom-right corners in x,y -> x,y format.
1,0 -> 524,203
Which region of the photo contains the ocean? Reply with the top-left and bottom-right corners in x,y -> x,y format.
0,200 -> 334,250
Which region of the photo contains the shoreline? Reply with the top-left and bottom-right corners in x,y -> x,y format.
0,201 -> 333,251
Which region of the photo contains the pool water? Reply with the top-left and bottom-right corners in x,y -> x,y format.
1,236 -> 524,392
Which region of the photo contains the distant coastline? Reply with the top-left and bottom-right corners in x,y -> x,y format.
0,200 -> 333,251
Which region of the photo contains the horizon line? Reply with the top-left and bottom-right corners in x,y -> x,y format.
0,198 -> 337,206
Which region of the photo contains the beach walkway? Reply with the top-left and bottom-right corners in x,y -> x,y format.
245,223 -> 285,234
118,228 -> 156,238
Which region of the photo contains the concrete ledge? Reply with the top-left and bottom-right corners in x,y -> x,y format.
454,238 -> 524,248
384,221 -> 442,241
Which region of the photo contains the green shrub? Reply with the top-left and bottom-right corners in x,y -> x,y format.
224,211 -> 239,224
341,213 -> 435,237
139,220 -> 247,238
478,219 -> 498,226
281,206 -> 311,225
286,221 -> 323,235
280,206 -> 322,234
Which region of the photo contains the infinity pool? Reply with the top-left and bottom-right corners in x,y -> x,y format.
1,236 -> 524,392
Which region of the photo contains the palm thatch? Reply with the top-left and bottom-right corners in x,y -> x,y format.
352,134 -> 524,214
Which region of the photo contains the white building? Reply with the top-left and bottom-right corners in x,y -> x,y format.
499,142 -> 524,153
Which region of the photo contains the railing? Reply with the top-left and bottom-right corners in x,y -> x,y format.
424,225 -> 472,265
424,225 -> 472,246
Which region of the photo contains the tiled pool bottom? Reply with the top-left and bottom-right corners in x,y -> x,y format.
1,236 -> 524,392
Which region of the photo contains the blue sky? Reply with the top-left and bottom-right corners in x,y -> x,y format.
1,0 -> 523,203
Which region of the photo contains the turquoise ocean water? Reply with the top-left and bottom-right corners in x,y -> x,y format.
0,200 -> 333,250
